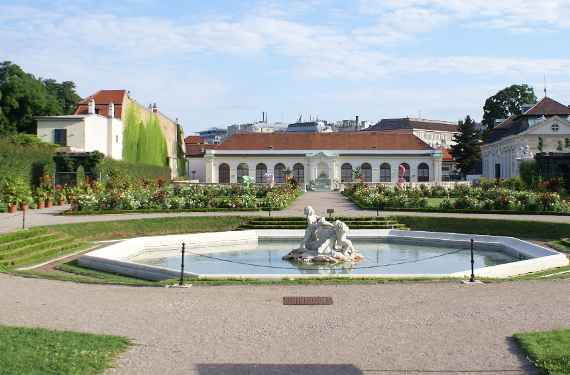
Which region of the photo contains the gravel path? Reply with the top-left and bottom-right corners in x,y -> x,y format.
1,273 -> 569,374
1,192 -> 570,234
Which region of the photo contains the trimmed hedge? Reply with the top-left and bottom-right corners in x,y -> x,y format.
0,138 -> 55,190
95,158 -> 171,182
396,216 -> 570,241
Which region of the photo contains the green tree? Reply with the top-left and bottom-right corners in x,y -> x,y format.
450,115 -> 481,177
0,61 -> 80,135
43,79 -> 81,114
482,84 -> 537,131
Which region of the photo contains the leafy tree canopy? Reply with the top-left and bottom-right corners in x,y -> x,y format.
482,84 -> 537,131
0,61 -> 81,135
450,115 -> 481,176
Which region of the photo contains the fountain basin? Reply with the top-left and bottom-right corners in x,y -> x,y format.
78,230 -> 568,280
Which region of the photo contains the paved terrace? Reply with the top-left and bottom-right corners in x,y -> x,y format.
1,192 -> 570,234
1,274 -> 569,374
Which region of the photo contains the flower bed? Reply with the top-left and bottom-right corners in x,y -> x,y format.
68,179 -> 301,212
344,181 -> 570,214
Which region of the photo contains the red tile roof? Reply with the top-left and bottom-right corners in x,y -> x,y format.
185,143 -> 215,157
525,97 -> 570,116
74,90 -> 127,119
213,132 -> 433,151
184,135 -> 205,145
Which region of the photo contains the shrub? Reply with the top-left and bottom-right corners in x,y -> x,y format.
1,176 -> 32,205
0,137 -> 55,190
519,160 -> 539,188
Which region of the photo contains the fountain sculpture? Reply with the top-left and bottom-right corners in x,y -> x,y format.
282,206 -> 363,264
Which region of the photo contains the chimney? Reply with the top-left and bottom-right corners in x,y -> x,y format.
262,112 -> 265,123
108,102 -> 115,118
88,98 -> 96,114
355,115 -> 360,130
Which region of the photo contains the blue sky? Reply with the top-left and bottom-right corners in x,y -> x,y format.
1,0 -> 570,133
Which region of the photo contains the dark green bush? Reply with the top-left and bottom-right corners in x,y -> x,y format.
0,137 -> 55,197
95,158 -> 171,183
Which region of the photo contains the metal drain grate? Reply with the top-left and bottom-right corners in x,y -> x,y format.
283,296 -> 333,305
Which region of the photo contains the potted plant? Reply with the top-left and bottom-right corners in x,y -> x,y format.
1,177 -> 31,213
34,187 -> 48,209
55,185 -> 65,206
20,196 -> 32,212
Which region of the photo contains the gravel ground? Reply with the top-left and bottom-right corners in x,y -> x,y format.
2,274 -> 569,374
2,192 -> 570,234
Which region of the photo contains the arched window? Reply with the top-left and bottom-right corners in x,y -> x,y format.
418,163 -> 430,182
255,163 -> 267,184
237,163 -> 249,183
361,163 -> 372,182
292,163 -> 304,184
380,163 -> 391,182
218,163 -> 230,184
274,163 -> 286,184
341,163 -> 353,182
398,163 -> 410,182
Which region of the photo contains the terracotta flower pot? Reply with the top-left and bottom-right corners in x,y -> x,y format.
20,203 -> 29,212
37,200 -> 45,209
8,204 -> 17,214
46,199 -> 53,208
58,199 -> 65,206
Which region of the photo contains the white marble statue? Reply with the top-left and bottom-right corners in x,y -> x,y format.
283,206 -> 362,264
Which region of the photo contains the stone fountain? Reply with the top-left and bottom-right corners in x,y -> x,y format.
282,206 -> 363,264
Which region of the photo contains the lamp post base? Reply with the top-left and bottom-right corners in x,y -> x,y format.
461,280 -> 484,285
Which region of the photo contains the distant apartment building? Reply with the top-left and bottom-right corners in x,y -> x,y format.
287,120 -> 332,133
198,127 -> 228,144
36,89 -> 184,177
333,116 -> 371,132
366,118 -> 458,148
227,121 -> 288,136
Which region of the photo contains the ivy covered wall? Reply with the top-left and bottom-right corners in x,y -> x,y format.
122,100 -> 168,167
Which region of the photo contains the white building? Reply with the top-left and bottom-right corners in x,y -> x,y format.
36,99 -> 123,160
187,131 -> 443,189
366,118 -> 458,148
481,97 -> 570,179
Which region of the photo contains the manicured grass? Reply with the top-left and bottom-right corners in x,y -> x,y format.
515,329 -> 570,375
49,216 -> 246,241
0,325 -> 129,375
0,217 -> 246,272
397,216 -> 570,241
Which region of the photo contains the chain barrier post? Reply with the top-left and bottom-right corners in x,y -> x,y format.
22,206 -> 26,230
470,238 -> 475,283
179,242 -> 186,286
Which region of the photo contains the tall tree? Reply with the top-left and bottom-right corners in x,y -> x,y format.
450,115 -> 481,177
482,84 -> 537,131
43,79 -> 81,114
0,61 -> 80,135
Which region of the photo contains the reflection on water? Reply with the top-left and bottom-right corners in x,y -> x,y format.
130,239 -> 519,275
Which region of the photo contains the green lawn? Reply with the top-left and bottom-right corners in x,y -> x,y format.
515,329 -> 570,375
0,325 -> 129,375
396,216 -> 570,241
0,217 -> 245,272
